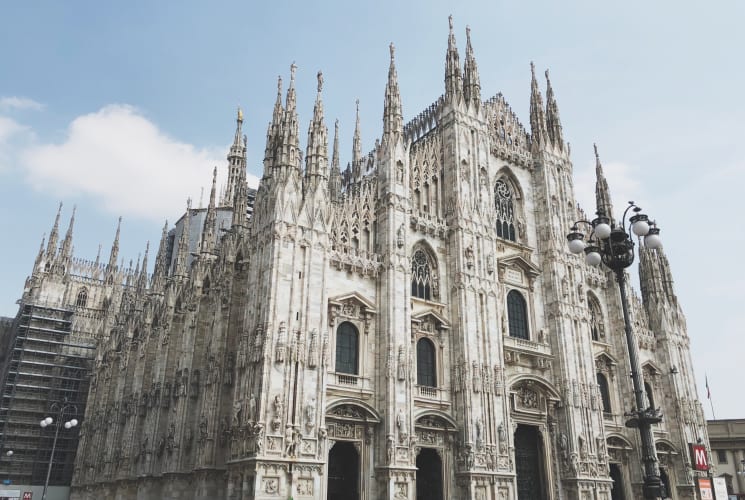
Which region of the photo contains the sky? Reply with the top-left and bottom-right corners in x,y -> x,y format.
1,1 -> 743,419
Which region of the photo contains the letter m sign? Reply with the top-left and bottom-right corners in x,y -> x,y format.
690,443 -> 709,471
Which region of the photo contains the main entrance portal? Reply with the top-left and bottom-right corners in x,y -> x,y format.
327,441 -> 359,500
515,424 -> 545,500
416,448 -> 443,500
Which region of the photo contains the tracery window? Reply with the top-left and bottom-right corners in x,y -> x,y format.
494,179 -> 516,241
335,322 -> 359,375
76,288 -> 88,308
507,290 -> 529,339
416,338 -> 436,387
411,248 -> 435,300
597,373 -> 612,414
588,295 -> 604,341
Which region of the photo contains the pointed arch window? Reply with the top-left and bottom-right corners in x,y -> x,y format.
588,295 -> 604,341
494,179 -> 516,242
411,248 -> 436,300
507,290 -> 529,340
335,322 -> 359,375
76,288 -> 88,308
416,338 -> 437,387
597,373 -> 612,414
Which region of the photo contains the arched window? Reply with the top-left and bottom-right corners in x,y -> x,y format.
588,295 -> 604,341
411,248 -> 435,300
597,373 -> 612,414
507,290 -> 529,340
335,322 -> 359,375
494,179 -> 516,242
76,288 -> 88,308
416,338 -> 437,387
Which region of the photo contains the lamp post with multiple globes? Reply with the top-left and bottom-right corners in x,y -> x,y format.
39,400 -> 78,500
567,201 -> 664,499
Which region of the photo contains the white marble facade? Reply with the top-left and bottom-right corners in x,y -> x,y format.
67,19 -> 710,500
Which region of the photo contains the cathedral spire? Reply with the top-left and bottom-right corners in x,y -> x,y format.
58,205 -> 76,267
352,99 -> 362,166
264,76 -> 285,177
304,71 -> 329,190
593,144 -> 615,222
529,62 -> 547,146
33,233 -> 46,271
150,221 -> 169,291
329,119 -> 342,202
544,69 -> 564,149
107,217 -> 122,272
201,167 -> 218,254
383,43 -> 403,141
223,107 -> 246,206
46,202 -> 63,258
462,25 -> 481,108
174,199 -> 192,278
444,15 -> 462,103
138,241 -> 149,290
639,244 -> 678,309
279,63 -> 301,174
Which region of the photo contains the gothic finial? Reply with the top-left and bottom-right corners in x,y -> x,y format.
237,106 -> 243,122
389,42 -> 395,61
445,16 -> 462,102
290,62 -> 297,84
466,25 -> 471,41
317,71 -> 324,93
531,61 -> 536,77
594,143 -> 599,161
448,14 -> 453,30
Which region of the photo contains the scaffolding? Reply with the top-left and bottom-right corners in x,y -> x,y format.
0,303 -> 94,487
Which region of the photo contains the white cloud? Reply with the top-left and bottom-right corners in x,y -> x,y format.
0,116 -> 31,172
20,105 -> 259,221
0,96 -> 44,111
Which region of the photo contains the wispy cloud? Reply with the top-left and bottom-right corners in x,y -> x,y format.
0,96 -> 44,111
19,105 -> 259,221
573,159 -> 643,219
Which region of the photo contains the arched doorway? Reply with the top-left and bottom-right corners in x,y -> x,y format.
609,463 -> 626,500
416,448 -> 443,500
514,424 -> 545,500
327,441 -> 359,500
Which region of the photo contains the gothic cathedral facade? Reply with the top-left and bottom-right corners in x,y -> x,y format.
69,19 -> 708,500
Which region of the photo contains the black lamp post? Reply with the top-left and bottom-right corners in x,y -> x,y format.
39,400 -> 78,500
567,201 -> 664,499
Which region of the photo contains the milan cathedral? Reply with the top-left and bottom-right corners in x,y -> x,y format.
9,17 -> 709,500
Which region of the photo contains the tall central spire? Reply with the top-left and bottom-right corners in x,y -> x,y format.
383,43 -> 403,140
445,15 -> 462,103
223,107 -> 246,206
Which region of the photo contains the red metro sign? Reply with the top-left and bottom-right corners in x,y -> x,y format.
690,443 -> 709,471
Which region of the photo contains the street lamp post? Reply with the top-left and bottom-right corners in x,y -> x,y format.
567,201 -> 664,499
39,400 -> 78,500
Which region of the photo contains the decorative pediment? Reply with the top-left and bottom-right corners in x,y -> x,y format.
606,435 -> 633,450
595,352 -> 618,374
509,377 -> 561,415
414,411 -> 457,430
498,254 -> 540,286
328,292 -> 377,315
325,399 -> 381,423
641,361 -> 662,380
411,310 -> 450,335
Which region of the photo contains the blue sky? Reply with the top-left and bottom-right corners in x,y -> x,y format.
1,1 -> 743,418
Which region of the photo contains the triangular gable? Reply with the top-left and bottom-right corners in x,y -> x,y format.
412,310 -> 450,330
642,360 -> 662,376
498,254 -> 540,278
595,351 -> 619,367
328,291 -> 376,313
